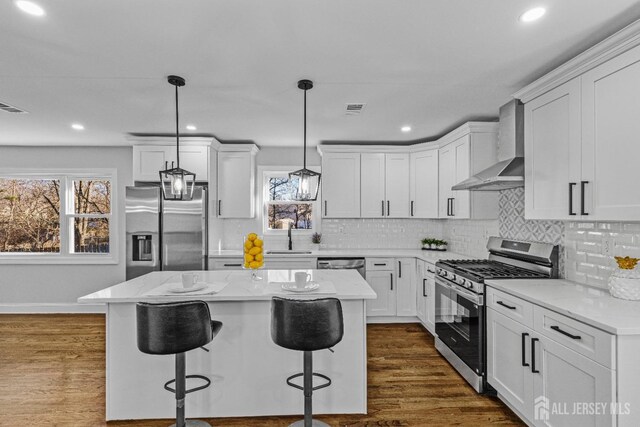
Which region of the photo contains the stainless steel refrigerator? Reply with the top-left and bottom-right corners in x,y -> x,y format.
125,186 -> 207,280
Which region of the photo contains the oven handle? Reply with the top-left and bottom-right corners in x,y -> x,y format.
435,277 -> 482,305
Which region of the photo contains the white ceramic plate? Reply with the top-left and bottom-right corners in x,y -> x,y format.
167,283 -> 207,293
281,282 -> 320,293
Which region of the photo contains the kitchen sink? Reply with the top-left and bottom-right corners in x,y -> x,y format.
266,250 -> 313,255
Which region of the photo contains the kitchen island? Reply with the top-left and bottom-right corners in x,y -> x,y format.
78,269 -> 376,421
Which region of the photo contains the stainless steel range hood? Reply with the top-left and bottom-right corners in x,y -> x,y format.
452,99 -> 524,191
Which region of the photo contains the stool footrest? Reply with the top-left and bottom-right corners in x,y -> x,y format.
164,374 -> 211,394
286,372 -> 332,391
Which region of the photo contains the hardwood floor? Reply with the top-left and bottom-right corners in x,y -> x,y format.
0,315 -> 523,426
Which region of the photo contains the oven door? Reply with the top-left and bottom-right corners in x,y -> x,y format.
435,277 -> 484,375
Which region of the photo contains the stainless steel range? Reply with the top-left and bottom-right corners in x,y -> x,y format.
434,236 -> 558,393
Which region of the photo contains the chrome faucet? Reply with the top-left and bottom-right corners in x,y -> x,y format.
288,223 -> 293,250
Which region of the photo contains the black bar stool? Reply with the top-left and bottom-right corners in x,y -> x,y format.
137,300 -> 223,427
271,297 -> 344,427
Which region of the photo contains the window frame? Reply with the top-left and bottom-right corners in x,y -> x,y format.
0,168 -> 118,264
260,166 -> 320,236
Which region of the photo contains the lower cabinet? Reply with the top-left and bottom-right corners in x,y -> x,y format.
365,257 -> 416,318
487,304 -> 615,427
365,270 -> 396,316
416,260 -> 436,334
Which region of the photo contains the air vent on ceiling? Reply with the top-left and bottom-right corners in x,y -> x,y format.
345,103 -> 366,115
0,102 -> 27,114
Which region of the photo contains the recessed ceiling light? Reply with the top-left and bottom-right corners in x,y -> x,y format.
71,123 -> 85,131
14,0 -> 45,16
186,124 -> 197,131
519,7 -> 546,23
401,126 -> 412,133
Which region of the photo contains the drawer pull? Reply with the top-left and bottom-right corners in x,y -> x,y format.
496,300 -> 517,310
223,263 -> 242,267
550,325 -> 582,340
374,263 -> 386,266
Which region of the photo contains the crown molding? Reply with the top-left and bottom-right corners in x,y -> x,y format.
216,143 -> 259,154
514,19 -> 640,103
126,135 -> 218,147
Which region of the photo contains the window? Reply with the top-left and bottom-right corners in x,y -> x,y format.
0,169 -> 116,263
262,170 -> 317,233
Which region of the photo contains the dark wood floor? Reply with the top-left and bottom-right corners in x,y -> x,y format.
0,314 -> 523,426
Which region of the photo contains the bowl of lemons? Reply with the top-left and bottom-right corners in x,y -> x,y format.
243,233 -> 264,280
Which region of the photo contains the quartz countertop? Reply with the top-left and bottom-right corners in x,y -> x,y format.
78,269 -> 377,304
486,279 -> 640,335
209,248 -> 471,264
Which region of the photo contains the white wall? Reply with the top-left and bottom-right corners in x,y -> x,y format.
0,146 -> 132,307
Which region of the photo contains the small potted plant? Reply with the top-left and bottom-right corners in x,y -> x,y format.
436,239 -> 448,251
421,238 -> 434,250
311,232 -> 322,249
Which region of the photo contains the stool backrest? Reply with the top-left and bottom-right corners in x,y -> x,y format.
136,300 -> 213,355
271,297 -> 344,351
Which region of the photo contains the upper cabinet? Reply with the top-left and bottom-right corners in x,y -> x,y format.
410,149 -> 438,218
132,142 -> 210,183
321,152 -> 361,218
518,23 -> 640,221
361,153 -> 410,218
438,124 -> 499,219
217,145 -> 258,218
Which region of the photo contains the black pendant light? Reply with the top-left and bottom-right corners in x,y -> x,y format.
289,79 -> 321,201
159,75 -> 196,201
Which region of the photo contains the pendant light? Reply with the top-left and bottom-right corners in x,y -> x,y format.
289,79 -> 321,201
159,75 -> 196,200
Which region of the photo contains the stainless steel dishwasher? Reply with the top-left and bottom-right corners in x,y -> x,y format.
317,257 -> 366,278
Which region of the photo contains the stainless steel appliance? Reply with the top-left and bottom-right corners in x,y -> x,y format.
317,258 -> 366,279
434,237 -> 558,393
126,186 -> 207,280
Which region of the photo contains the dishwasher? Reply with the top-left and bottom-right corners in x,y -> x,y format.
317,257 -> 366,278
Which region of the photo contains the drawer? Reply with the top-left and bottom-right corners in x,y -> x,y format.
263,258 -> 316,270
486,287 -> 534,329
366,258 -> 394,271
209,259 -> 244,270
534,305 -> 615,369
424,261 -> 436,277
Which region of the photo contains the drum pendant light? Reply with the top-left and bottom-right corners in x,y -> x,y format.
159,75 -> 196,201
289,79 -> 321,201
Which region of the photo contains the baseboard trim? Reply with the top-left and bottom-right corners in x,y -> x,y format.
0,303 -> 106,314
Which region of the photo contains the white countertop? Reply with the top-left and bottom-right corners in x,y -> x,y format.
486,279 -> 640,335
209,248 -> 471,264
78,269 -> 377,304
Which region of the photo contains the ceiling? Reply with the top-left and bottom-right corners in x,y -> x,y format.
2,0 -> 640,147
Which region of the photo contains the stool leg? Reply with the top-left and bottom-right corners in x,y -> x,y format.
176,352 -> 186,427
303,351 -> 312,427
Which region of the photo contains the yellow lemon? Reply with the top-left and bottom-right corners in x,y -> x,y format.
244,247 -> 249,254
253,238 -> 263,247
244,253 -> 254,263
244,240 -> 253,250
248,233 -> 258,241
244,262 -> 250,268
254,253 -> 263,262
249,260 -> 261,269
249,246 -> 261,256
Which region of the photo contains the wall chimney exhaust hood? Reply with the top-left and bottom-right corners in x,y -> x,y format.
452,99 -> 524,191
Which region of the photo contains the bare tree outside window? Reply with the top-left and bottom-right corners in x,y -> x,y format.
266,176 -> 313,230
72,180 -> 111,253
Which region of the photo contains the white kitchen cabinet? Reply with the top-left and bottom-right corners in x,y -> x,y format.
410,149 -> 439,218
217,148 -> 257,218
438,124 -> 498,219
133,144 -> 210,182
321,152 -> 361,218
360,153 -> 410,218
581,44 -> 640,220
365,270 -> 396,316
424,263 -> 436,333
395,258 -> 416,316
524,78 -> 582,220
416,261 -> 427,322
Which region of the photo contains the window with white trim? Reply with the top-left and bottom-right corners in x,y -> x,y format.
262,170 -> 317,233
0,170 -> 116,263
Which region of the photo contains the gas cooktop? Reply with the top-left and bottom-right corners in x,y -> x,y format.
437,259 -> 549,281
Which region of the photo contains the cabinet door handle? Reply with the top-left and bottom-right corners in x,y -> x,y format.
381,200 -> 385,216
550,325 -> 582,340
531,337 -> 540,373
521,333 -> 530,367
411,201 -> 414,217
580,181 -> 589,215
223,263 -> 242,267
387,200 -> 390,216
398,261 -> 402,278
390,273 -> 393,291
446,198 -> 451,216
496,300 -> 516,310
423,279 -> 428,297
218,200 -> 221,216
451,198 -> 455,216
324,200 -> 327,216
568,183 -> 576,215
